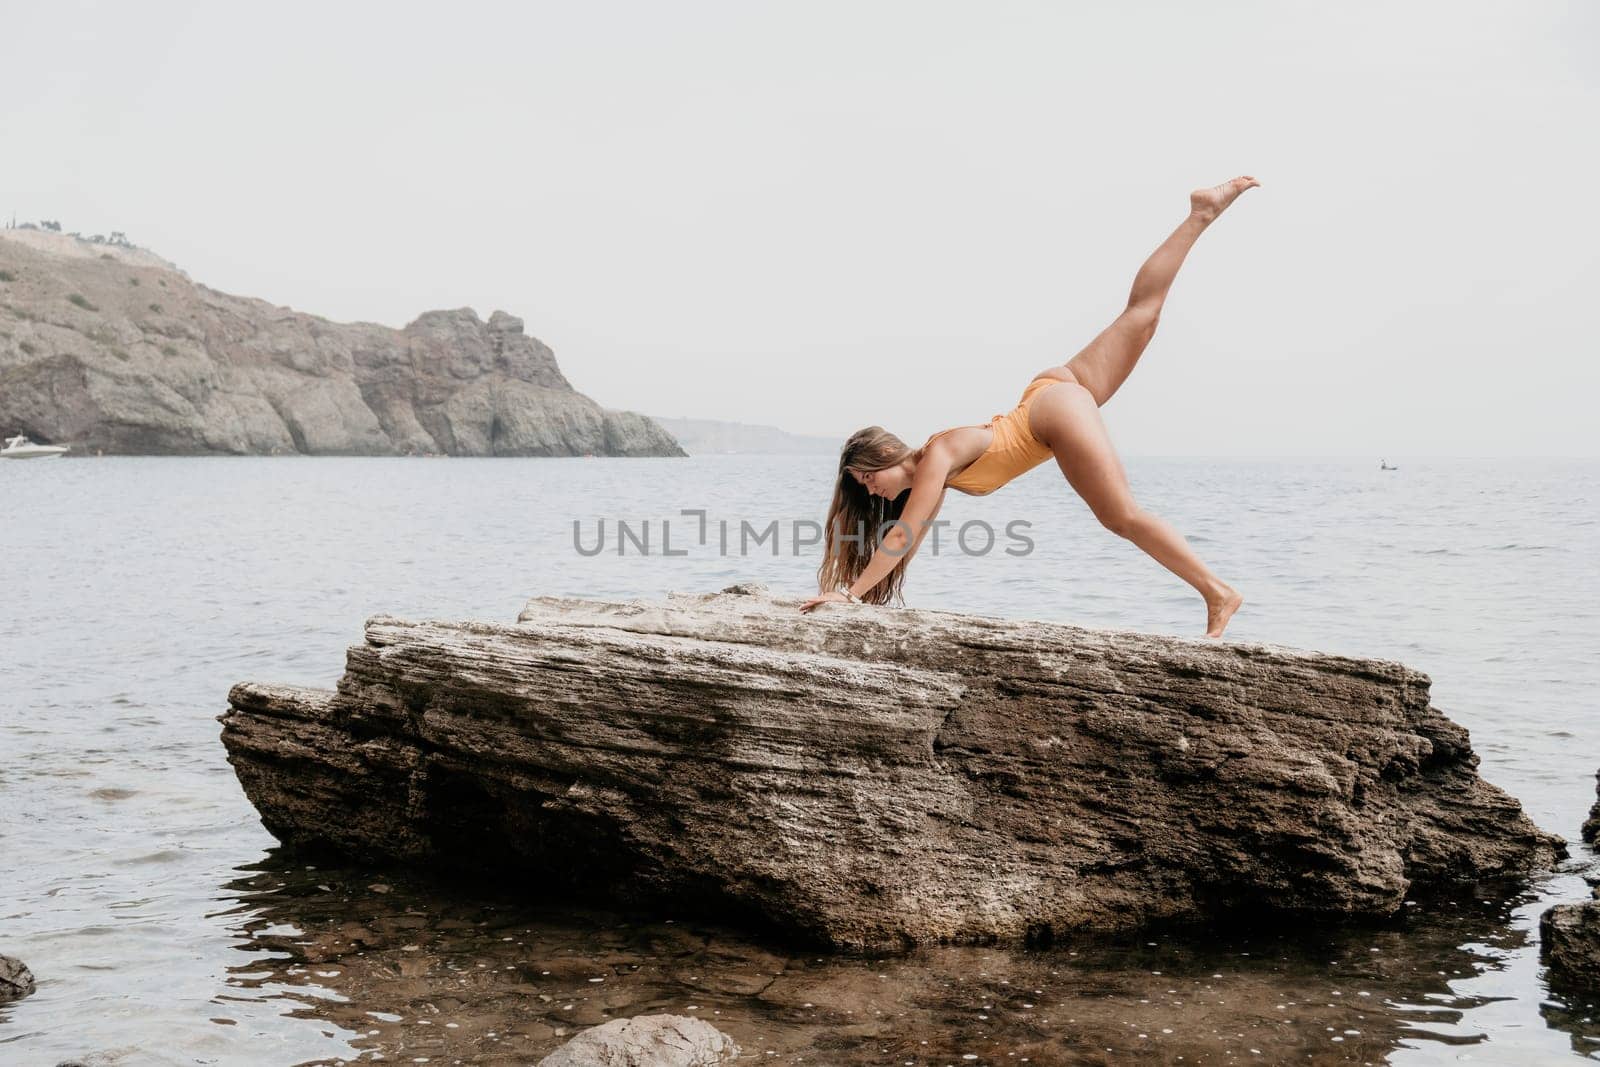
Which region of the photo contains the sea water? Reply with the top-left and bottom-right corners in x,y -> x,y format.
2,455 -> 1597,1065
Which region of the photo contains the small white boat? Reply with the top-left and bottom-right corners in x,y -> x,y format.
1,434 -> 70,459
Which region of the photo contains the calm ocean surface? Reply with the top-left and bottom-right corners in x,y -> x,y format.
2,455 -> 1597,1066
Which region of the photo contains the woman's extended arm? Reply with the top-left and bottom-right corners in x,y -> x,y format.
800,445 -> 952,612
848,478 -> 947,597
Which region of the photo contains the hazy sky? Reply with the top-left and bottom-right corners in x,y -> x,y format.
5,0 -> 1596,455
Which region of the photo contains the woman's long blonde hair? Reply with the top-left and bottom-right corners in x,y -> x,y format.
816,426 -> 923,606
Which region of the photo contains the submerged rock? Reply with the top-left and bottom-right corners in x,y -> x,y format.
219,586 -> 1564,951
0,954 -> 35,1003
537,1014 -> 739,1066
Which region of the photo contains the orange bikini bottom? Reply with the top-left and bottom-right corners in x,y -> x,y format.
924,375 -> 1065,497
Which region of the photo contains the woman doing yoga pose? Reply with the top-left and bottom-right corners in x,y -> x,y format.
800,175 -> 1258,638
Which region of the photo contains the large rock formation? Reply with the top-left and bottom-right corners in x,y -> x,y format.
219,586 -> 1563,952
0,230 -> 684,456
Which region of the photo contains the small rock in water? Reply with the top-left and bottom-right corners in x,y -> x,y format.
0,955 -> 36,1003
537,1013 -> 739,1066
1582,767 -> 1600,845
1543,899 -> 1600,991
719,582 -> 769,596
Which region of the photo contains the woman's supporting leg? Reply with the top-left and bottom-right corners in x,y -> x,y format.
1028,379 -> 1244,637
1056,175 -> 1259,407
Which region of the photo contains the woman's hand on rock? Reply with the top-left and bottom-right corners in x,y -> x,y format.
799,591 -> 849,614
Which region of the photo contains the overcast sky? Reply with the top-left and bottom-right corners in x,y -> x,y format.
5,0 -> 1596,455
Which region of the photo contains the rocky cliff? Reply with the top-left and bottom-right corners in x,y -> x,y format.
219,585 -> 1563,952
0,231 -> 685,457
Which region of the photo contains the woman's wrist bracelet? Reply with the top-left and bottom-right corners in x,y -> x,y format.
841,587 -> 861,603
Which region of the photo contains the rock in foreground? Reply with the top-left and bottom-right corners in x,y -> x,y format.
0,954 -> 35,1003
1540,766 -> 1600,993
220,586 -> 1564,951
538,1014 -> 739,1067
1543,898 -> 1600,991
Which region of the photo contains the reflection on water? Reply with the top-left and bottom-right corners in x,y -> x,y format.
212,852 -> 1598,1065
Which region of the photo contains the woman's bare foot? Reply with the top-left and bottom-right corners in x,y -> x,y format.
1190,176 -> 1260,223
1204,586 -> 1244,638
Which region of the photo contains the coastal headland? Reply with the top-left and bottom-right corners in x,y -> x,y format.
0,229 -> 683,457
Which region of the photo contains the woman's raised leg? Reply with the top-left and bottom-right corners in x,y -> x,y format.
1052,176 -> 1259,407
1028,379 -> 1244,637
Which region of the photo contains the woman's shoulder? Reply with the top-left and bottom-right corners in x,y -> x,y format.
918,423 -> 990,484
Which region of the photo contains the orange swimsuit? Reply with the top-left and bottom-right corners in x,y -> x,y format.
921,376 -> 1063,496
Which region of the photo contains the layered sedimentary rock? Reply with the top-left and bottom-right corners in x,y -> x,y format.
220,586 -> 1563,951
0,231 -> 684,456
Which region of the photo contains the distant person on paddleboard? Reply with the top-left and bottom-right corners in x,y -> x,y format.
801,175 -> 1258,638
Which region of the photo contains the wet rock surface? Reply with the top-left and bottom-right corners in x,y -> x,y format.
1542,767 -> 1600,992
220,586 -> 1563,951
0,954 -> 35,1003
1582,768 -> 1600,845
536,1013 -> 739,1066
1542,896 -> 1600,991
0,233 -> 684,456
